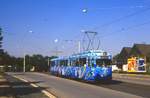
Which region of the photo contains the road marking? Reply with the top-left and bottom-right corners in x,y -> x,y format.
12,75 -> 56,98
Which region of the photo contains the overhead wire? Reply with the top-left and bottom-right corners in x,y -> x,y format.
99,20 -> 150,39
93,5 -> 150,30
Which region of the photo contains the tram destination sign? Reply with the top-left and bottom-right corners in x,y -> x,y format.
100,56 -> 109,59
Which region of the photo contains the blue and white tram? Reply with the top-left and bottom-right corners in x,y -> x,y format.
50,50 -> 112,81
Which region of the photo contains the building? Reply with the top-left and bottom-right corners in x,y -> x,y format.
130,44 -> 150,60
114,47 -> 131,66
114,44 -> 150,65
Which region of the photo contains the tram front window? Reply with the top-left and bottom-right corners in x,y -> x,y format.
96,59 -> 112,66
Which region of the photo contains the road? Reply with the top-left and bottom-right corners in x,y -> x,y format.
1,73 -> 50,98
5,72 -> 150,98
113,73 -> 150,86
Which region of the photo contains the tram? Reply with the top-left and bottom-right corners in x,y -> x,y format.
50,50 -> 112,81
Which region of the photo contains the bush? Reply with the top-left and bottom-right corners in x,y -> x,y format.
146,63 -> 150,74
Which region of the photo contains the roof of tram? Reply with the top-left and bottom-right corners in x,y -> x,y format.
51,50 -> 112,61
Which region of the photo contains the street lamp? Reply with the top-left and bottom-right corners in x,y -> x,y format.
54,39 -> 58,43
82,9 -> 88,13
23,53 -> 26,72
54,39 -> 58,56
23,29 -> 34,72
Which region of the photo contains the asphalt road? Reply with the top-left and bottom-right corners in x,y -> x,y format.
0,73 -> 12,98
1,74 -> 49,98
6,72 -> 150,98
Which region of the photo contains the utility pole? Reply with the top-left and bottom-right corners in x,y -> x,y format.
48,57 -> 50,72
48,58 -> 49,66
48,57 -> 50,67
78,41 -> 81,53
23,54 -> 26,72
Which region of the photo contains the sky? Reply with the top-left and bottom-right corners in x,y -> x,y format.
0,0 -> 150,57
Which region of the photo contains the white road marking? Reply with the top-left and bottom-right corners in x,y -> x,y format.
12,75 -> 56,98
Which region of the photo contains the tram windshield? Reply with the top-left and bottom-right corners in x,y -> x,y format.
96,59 -> 112,66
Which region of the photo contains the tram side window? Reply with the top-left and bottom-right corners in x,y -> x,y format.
96,59 -> 112,66
71,60 -> 76,66
60,60 -> 68,66
63,60 -> 68,66
51,61 -> 55,66
60,60 -> 63,66
79,58 -> 86,66
75,61 -> 80,66
65,60 -> 68,66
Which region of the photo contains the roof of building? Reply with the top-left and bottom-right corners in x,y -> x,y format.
133,44 -> 150,56
121,47 -> 132,54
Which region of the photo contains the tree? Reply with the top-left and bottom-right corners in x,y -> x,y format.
30,54 -> 48,71
24,55 -> 57,72
23,54 -> 51,72
147,53 -> 150,63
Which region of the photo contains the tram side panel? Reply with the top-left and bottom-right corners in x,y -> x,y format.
50,65 -> 112,81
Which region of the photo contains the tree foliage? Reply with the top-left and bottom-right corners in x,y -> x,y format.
0,51 -> 56,72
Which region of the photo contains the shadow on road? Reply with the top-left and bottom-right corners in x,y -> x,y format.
91,79 -> 150,98
91,80 -> 123,85
10,81 -> 44,85
1,74 -> 49,98
0,83 -> 12,97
